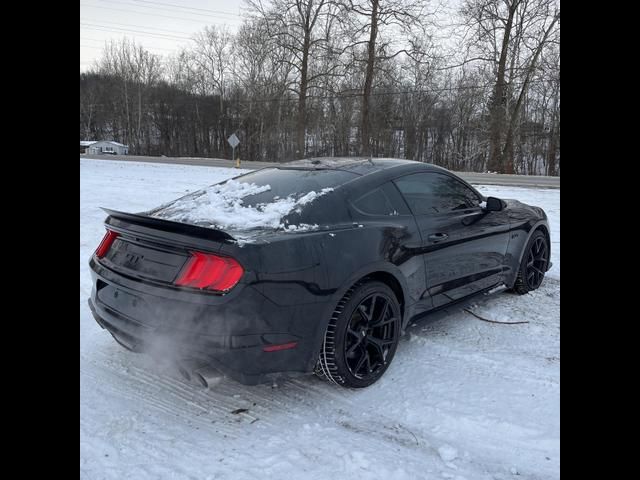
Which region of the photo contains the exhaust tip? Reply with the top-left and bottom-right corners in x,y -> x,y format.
193,365 -> 222,389
176,361 -> 220,387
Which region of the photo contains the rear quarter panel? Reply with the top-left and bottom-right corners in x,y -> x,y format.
315,222 -> 427,327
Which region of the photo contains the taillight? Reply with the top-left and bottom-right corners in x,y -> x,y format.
95,230 -> 119,259
175,252 -> 244,292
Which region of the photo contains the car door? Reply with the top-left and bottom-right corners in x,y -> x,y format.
347,181 -> 433,317
393,172 -> 511,308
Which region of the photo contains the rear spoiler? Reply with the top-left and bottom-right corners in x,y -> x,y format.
101,208 -> 236,243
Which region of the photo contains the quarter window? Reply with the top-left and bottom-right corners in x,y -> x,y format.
394,173 -> 481,215
352,188 -> 395,216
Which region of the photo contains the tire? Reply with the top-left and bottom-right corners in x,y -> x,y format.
511,230 -> 549,295
315,281 -> 401,388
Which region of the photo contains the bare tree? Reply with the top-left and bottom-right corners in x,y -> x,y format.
460,0 -> 559,173
232,18 -> 296,160
191,27 -> 234,154
340,0 -> 429,156
95,39 -> 162,152
247,0 -> 339,158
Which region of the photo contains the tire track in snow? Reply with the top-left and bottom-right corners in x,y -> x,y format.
83,338 -> 351,435
83,349 -> 262,436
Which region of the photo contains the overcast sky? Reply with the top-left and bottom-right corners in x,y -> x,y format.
80,0 -> 247,71
80,0 -> 469,73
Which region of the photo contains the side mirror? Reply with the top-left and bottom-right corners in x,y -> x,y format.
484,196 -> 504,212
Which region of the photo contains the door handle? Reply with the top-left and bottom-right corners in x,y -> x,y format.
427,233 -> 448,243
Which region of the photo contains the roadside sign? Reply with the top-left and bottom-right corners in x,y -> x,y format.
227,133 -> 240,167
227,134 -> 240,148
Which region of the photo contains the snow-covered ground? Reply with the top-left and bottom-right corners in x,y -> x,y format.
80,159 -> 560,480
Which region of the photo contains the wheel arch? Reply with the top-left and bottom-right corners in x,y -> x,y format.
357,271 -> 405,322
518,222 -> 551,265
334,261 -> 408,312
536,224 -> 551,256
505,220 -> 551,288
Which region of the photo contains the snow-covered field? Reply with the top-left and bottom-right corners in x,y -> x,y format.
80,159 -> 560,480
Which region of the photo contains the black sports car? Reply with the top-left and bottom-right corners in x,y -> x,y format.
88,158 -> 551,388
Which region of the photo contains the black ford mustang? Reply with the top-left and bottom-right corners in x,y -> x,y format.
88,158 -> 551,388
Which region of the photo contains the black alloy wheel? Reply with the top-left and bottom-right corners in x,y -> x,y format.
316,281 -> 401,388
344,293 -> 398,380
512,230 -> 549,294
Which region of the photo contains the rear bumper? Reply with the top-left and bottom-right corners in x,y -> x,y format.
88,258 -> 325,385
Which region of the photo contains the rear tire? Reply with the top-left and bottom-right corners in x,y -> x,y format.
511,230 -> 549,295
315,281 -> 401,388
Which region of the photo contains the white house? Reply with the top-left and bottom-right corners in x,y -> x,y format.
84,140 -> 129,155
80,140 -> 96,153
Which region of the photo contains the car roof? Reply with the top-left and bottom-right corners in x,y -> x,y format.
278,157 -> 447,176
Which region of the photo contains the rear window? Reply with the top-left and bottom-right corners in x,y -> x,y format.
146,167 -> 358,232
233,168 -> 358,206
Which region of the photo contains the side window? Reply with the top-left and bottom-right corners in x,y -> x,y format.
352,187 -> 396,216
394,173 -> 481,215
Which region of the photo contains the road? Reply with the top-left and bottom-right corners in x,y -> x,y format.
81,154 -> 560,188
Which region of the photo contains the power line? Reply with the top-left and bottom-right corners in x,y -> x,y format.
81,1 -> 243,25
81,22 -> 194,41
81,42 -> 177,52
128,0 -> 240,17
81,18 -> 197,36
99,0 -> 240,19
80,26 -> 191,44
80,3 -> 238,26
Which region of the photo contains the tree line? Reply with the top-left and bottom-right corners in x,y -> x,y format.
80,0 -> 560,175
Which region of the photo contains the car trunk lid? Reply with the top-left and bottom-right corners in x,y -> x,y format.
98,208 -> 238,286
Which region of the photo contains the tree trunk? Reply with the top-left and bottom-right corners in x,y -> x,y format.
502,11 -> 559,174
123,80 -> 131,149
137,85 -> 142,154
547,121 -> 558,176
361,0 -> 379,156
297,25 -> 311,159
488,1 -> 517,173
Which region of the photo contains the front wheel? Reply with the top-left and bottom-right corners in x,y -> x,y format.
315,281 -> 401,388
511,230 -> 549,294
